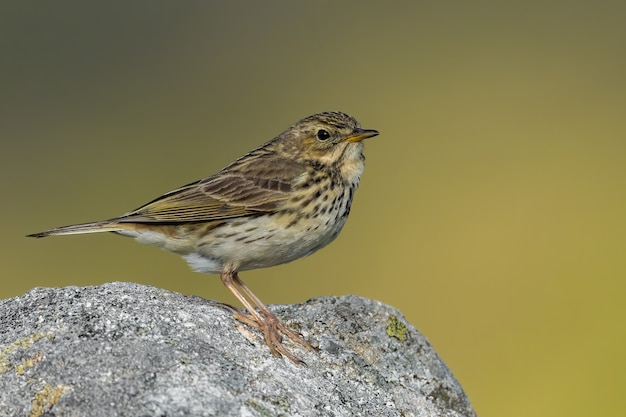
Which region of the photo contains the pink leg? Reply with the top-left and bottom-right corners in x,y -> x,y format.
220,269 -> 313,364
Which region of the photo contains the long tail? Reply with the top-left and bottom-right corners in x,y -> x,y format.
27,220 -> 124,238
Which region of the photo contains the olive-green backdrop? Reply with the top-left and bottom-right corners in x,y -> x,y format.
2,2 -> 625,416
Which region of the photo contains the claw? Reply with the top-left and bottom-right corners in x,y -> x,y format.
221,269 -> 312,364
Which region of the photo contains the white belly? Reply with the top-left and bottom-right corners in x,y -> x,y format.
123,186 -> 355,275
183,204 -> 350,274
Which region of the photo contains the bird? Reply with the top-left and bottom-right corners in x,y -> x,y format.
27,111 -> 379,364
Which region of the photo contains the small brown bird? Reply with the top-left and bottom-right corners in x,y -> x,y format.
28,111 -> 378,363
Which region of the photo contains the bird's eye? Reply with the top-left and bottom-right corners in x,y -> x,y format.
316,129 -> 331,141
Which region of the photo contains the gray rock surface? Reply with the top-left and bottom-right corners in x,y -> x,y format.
0,282 -> 475,417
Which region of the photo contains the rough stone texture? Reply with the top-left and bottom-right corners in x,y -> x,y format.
0,282 -> 476,417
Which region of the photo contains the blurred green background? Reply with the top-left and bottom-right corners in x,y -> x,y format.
2,1 -> 625,416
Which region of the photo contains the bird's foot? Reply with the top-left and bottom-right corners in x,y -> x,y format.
232,309 -> 313,365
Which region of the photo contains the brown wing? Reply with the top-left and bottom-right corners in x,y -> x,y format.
115,156 -> 304,224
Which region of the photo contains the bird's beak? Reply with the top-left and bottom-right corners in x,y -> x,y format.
346,128 -> 379,143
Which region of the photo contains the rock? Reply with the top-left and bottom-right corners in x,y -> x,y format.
0,282 -> 476,417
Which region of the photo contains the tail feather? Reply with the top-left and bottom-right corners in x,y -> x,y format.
26,220 -> 123,238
